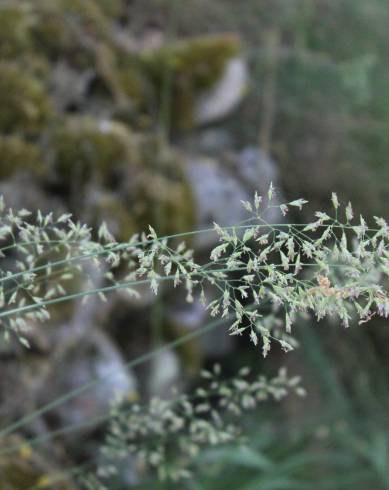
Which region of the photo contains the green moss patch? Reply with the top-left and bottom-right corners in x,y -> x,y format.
0,63 -> 51,134
0,135 -> 42,179
52,118 -> 137,185
140,34 -> 241,129
0,4 -> 32,59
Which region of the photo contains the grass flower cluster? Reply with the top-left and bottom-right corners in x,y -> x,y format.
1,188 -> 387,356
0,187 -> 388,486
82,365 -> 304,486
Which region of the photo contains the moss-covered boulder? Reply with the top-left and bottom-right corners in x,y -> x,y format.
0,4 -> 32,59
123,136 -> 196,235
117,56 -> 147,106
0,63 -> 51,134
30,6 -> 83,63
49,118 -> 195,237
139,34 -> 242,130
51,117 -> 137,186
30,0 -> 118,65
0,135 -> 42,179
94,0 -> 123,18
62,0 -> 122,21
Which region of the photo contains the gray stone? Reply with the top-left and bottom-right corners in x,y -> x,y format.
185,156 -> 248,248
236,146 -> 284,224
185,148 -> 283,248
148,349 -> 181,398
48,330 -> 137,428
51,62 -> 95,111
182,129 -> 234,155
169,292 -> 234,358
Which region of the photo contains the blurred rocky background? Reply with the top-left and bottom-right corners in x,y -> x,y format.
0,0 -> 389,488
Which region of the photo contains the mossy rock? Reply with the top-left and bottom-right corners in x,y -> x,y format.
62,0 -> 122,21
94,0 -> 123,18
0,4 -> 32,59
0,135 -> 43,179
140,34 -> 242,130
52,118 -> 138,187
30,0 -> 121,65
29,1 -> 97,66
0,436 -> 75,489
126,136 -> 196,236
54,0 -> 116,37
0,63 -> 51,134
53,122 -> 194,236
118,57 -> 147,105
31,7 -> 83,63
